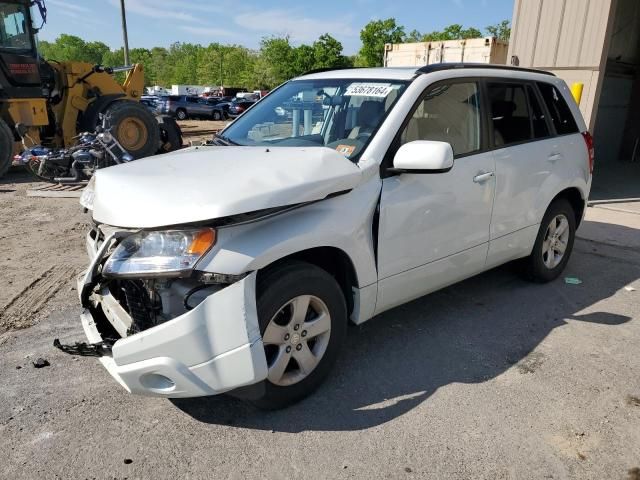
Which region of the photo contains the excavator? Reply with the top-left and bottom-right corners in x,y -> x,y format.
0,0 -> 182,178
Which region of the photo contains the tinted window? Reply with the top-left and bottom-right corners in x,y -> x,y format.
186,97 -> 199,103
401,82 -> 481,156
537,82 -> 579,135
527,85 -> 550,139
487,83 -> 531,146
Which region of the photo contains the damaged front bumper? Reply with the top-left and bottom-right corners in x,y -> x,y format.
71,230 -> 268,398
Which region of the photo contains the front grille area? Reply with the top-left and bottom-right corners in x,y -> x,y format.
111,280 -> 157,334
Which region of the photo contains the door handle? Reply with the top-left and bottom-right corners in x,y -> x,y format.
473,171 -> 495,183
548,153 -> 562,162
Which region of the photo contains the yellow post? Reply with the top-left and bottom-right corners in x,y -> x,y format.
571,82 -> 584,105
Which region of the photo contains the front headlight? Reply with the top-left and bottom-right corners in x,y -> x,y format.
80,176 -> 96,210
103,228 -> 216,278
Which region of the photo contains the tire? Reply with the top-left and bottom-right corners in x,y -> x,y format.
156,115 -> 183,153
520,198 -> 576,283
251,261 -> 347,409
103,101 -> 160,159
212,110 -> 222,121
0,117 -> 13,178
176,109 -> 187,121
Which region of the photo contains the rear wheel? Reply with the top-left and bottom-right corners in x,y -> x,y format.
103,101 -> 160,159
251,261 -> 347,409
0,117 -> 14,178
176,108 -> 187,121
521,199 -> 576,283
212,110 -> 222,121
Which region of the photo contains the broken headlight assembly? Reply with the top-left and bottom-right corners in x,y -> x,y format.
103,228 -> 216,278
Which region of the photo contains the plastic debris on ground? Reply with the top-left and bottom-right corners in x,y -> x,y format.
564,277 -> 583,285
624,286 -> 636,292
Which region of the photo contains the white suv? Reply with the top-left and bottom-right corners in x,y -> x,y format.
69,64 -> 593,408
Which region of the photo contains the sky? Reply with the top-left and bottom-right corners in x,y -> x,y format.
39,0 -> 515,55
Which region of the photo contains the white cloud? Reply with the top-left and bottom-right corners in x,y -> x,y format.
47,0 -> 90,13
47,0 -> 90,19
180,26 -> 237,38
107,0 -> 206,24
234,9 -> 356,43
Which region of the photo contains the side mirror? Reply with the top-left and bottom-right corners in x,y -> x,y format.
390,140 -> 454,174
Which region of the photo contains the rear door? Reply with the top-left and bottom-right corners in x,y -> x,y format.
484,80 -> 561,267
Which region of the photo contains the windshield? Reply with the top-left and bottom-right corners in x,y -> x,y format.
0,3 -> 32,51
221,79 -> 409,161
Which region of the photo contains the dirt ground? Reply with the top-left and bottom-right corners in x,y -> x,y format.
0,171 -> 87,332
178,119 -> 229,144
0,120 -> 224,332
0,143 -> 639,479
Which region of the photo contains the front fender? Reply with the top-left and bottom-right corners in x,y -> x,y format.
197,179 -> 381,288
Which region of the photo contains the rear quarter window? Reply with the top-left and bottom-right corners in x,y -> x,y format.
537,82 -> 579,135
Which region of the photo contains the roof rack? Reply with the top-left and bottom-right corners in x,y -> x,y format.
301,66 -> 355,76
414,63 -> 555,77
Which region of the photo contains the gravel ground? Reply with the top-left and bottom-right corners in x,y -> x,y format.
0,165 -> 639,479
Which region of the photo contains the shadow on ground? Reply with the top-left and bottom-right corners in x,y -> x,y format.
172,221 -> 638,432
0,168 -> 39,187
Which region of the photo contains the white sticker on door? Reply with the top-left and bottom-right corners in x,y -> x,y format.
344,83 -> 393,98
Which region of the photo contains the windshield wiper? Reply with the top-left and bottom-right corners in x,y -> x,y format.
213,134 -> 239,146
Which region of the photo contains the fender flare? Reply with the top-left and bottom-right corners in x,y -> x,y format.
79,93 -> 126,132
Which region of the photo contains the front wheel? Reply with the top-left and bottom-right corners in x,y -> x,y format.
251,261 -> 347,409
176,109 -> 187,121
521,198 -> 576,283
103,101 -> 160,159
0,117 -> 13,178
212,111 -> 222,121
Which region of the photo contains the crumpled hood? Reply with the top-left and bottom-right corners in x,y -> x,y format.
92,146 -> 362,228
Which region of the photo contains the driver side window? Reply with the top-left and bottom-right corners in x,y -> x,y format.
401,82 -> 481,157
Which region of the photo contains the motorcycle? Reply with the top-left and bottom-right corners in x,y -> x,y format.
17,113 -> 134,184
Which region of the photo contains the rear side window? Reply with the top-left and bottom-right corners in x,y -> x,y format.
537,82 -> 579,135
527,85 -> 550,139
487,82 -> 532,146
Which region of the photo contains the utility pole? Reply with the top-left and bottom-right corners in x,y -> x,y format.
219,49 -> 224,87
120,0 -> 130,65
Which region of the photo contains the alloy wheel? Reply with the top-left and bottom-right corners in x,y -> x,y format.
262,295 -> 331,386
542,214 -> 570,269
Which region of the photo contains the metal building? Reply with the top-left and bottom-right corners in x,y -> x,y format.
508,0 -> 640,200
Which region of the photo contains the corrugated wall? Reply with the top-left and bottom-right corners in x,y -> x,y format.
508,0 -> 616,129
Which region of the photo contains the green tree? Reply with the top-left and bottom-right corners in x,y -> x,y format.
358,18 -> 405,67
312,33 -> 348,68
405,29 -> 423,42
422,24 -> 482,41
259,36 -> 296,85
486,20 -> 511,41
38,34 -> 107,64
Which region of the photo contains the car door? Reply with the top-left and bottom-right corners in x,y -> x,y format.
375,80 -> 496,314
484,80 -> 561,268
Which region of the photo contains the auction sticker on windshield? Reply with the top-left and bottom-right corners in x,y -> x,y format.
345,83 -> 393,98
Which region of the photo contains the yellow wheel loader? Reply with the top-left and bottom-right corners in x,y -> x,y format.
0,0 -> 181,177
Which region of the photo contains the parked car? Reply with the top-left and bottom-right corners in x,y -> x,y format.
155,95 -> 219,120
69,64 -> 592,409
227,98 -> 256,117
206,97 -> 231,120
140,95 -> 159,112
